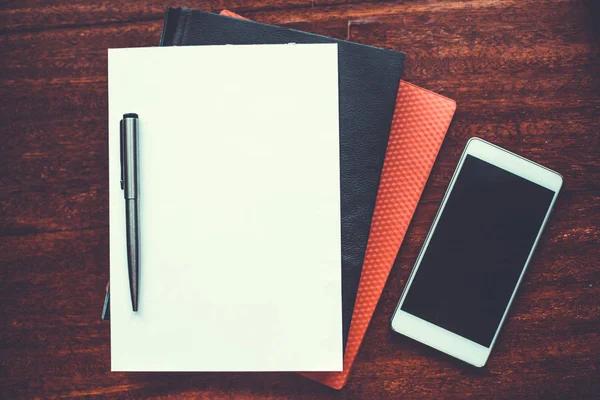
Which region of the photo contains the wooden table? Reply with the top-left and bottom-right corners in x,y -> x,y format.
1,1 -> 598,398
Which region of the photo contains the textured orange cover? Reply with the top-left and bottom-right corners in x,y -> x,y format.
301,81 -> 456,388
223,11 -> 457,388
220,10 -> 249,19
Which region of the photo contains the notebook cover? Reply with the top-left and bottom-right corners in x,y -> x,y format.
302,81 -> 456,388
159,7 -> 405,350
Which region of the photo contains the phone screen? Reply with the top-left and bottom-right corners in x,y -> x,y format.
401,155 -> 555,347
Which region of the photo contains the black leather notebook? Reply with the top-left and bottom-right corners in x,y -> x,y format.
161,8 -> 404,350
104,8 -> 404,351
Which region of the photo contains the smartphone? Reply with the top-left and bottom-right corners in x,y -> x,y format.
390,138 -> 562,367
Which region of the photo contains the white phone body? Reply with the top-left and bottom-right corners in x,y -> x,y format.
390,138 -> 562,367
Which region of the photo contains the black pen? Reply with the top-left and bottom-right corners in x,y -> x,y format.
120,113 -> 140,312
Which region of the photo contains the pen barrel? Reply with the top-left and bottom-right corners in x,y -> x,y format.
125,198 -> 140,312
123,117 -> 139,199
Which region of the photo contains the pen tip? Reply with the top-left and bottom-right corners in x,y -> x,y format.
132,293 -> 138,312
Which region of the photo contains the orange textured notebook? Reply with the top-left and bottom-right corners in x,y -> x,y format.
102,18 -> 456,378
302,81 -> 456,389
220,10 -> 456,389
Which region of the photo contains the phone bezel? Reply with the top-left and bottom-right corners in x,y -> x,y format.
390,137 -> 563,367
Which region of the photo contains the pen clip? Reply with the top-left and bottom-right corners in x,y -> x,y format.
119,119 -> 125,190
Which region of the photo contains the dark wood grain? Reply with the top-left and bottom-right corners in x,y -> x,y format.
1,0 -> 598,398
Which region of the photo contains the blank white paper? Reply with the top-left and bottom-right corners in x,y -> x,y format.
108,44 -> 342,371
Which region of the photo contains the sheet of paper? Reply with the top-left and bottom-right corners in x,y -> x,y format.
108,44 -> 342,371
